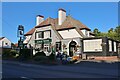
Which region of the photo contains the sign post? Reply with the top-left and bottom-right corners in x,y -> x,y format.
17,25 -> 25,57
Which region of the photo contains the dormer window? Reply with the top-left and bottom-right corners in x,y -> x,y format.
85,30 -> 88,36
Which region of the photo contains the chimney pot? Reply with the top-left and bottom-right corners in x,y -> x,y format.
36,15 -> 44,25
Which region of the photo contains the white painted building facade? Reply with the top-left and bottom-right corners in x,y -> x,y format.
24,8 -> 95,56
0,37 -> 12,48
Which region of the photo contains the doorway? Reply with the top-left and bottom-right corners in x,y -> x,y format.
69,41 -> 77,57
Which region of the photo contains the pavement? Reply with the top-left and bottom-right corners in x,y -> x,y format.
2,60 -> 120,79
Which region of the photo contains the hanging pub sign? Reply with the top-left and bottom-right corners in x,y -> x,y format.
17,25 -> 24,48
35,40 -> 43,44
43,38 -> 52,44
35,38 -> 52,44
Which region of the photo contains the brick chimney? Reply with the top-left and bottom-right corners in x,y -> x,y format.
36,15 -> 44,25
58,8 -> 66,25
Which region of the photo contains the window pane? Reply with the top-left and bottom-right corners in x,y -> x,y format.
37,32 -> 43,38
44,31 -> 50,39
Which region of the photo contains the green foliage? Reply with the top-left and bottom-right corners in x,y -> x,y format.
93,28 -> 101,37
48,53 -> 55,61
33,56 -> 48,62
2,50 -> 19,58
2,50 -> 11,58
93,26 -> 120,41
10,50 -> 19,57
19,49 -> 33,60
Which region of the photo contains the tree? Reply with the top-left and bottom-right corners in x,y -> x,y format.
108,28 -> 114,33
93,28 -> 101,37
92,26 -> 120,41
114,26 -> 120,41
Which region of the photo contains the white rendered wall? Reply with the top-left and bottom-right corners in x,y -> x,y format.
34,26 -> 60,55
0,38 -> 11,48
27,30 -> 36,48
23,35 -> 31,44
58,29 -> 82,39
83,39 -> 102,52
36,26 -> 60,46
60,38 -> 81,55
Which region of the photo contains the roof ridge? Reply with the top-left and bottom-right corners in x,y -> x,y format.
0,37 -> 5,40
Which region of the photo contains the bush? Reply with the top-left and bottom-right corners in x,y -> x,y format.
10,50 -> 19,57
48,53 -> 55,61
34,51 -> 46,57
19,49 -> 33,60
2,50 -> 11,58
33,56 -> 48,62
2,50 -> 19,58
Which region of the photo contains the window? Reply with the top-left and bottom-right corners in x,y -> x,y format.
109,40 -> 112,52
5,43 -> 8,45
114,42 -> 116,52
37,31 -> 43,38
83,39 -> 102,52
44,44 -> 50,52
85,30 -> 89,37
56,42 -> 61,51
44,30 -> 51,39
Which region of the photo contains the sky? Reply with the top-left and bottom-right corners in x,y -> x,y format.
2,2 -> 119,43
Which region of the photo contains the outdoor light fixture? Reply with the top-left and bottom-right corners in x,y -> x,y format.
101,42 -> 106,46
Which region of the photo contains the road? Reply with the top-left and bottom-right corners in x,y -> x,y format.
2,60 -> 120,79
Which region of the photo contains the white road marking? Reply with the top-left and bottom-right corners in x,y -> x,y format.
19,64 -> 31,67
20,76 -> 34,80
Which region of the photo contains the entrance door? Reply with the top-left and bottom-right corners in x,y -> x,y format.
69,41 -> 77,57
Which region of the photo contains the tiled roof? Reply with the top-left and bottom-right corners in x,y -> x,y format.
35,17 -> 58,28
56,16 -> 90,31
35,16 -> 90,31
24,28 -> 35,36
14,43 -> 18,47
0,37 -> 5,40
25,16 -> 91,36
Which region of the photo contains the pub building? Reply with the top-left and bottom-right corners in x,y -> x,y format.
23,8 -> 120,57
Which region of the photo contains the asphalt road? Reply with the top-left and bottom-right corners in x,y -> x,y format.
2,60 -> 120,79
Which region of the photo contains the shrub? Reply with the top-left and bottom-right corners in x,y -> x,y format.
48,53 -> 55,61
19,49 -> 33,60
33,56 -> 48,62
10,50 -> 19,57
2,50 -> 19,58
2,50 -> 11,58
